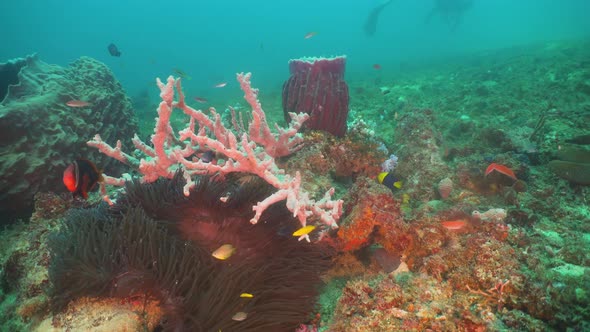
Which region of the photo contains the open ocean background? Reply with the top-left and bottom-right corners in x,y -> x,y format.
2,1 -> 590,331
2,0 -> 589,101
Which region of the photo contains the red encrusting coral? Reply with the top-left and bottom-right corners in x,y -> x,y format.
335,177 -> 402,251
282,56 -> 350,137
337,206 -> 377,252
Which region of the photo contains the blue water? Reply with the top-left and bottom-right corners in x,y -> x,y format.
2,0 -> 589,98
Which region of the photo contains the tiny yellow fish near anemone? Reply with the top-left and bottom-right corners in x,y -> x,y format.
240,293 -> 254,298
212,244 -> 236,260
293,225 -> 316,237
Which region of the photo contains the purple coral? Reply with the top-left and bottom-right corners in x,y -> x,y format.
381,154 -> 399,173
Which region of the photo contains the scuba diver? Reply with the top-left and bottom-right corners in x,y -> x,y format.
364,0 -> 473,36
364,0 -> 395,36
425,0 -> 474,31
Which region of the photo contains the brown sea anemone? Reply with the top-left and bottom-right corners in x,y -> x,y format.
49,172 -> 332,331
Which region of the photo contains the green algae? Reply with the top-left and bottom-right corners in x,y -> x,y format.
551,263 -> 588,279
317,277 -> 347,331
537,229 -> 565,247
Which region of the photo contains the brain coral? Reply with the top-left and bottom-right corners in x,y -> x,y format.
0,54 -> 137,222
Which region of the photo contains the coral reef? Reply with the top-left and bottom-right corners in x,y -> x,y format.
0,192 -> 65,331
393,108 -> 450,204
0,54 -> 137,222
335,177 -> 406,254
34,297 -> 163,332
329,273 -> 488,331
319,40 -> 590,331
284,129 -> 386,181
2,39 -> 590,332
88,73 -> 342,230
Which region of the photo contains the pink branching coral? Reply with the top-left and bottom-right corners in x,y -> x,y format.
88,73 -> 342,231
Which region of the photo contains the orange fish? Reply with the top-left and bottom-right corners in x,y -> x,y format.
193,97 -> 208,103
304,31 -> 317,39
485,163 -> 517,180
441,219 -> 468,230
214,82 -> 227,88
373,64 -> 381,70
212,244 -> 236,260
66,100 -> 91,108
63,159 -> 103,199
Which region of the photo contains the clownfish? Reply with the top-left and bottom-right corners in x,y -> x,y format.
63,159 -> 103,199
377,172 -> 403,192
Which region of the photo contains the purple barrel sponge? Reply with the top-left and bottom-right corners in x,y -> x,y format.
282,56 -> 349,137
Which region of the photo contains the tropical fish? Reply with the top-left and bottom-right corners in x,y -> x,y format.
373,64 -> 382,70
304,31 -> 318,39
193,97 -> 207,103
173,68 -> 192,80
107,43 -> 121,57
565,134 -> 590,145
232,311 -> 248,321
485,163 -> 517,180
66,100 -> 91,108
293,225 -> 316,237
441,219 -> 468,230
63,159 -> 103,199
377,172 -> 403,191
240,293 -> 254,298
199,150 -> 215,163
212,244 -> 236,260
214,82 -> 227,88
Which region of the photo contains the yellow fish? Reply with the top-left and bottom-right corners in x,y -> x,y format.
240,293 -> 254,298
293,225 -> 316,237
402,193 -> 410,204
212,244 -> 236,260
